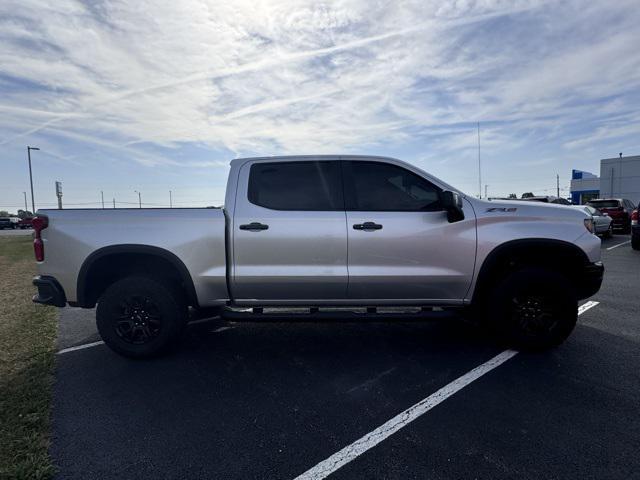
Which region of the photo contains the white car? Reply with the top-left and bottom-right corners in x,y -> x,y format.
575,205 -> 613,237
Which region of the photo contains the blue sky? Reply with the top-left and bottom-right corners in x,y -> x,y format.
1,0 -> 640,212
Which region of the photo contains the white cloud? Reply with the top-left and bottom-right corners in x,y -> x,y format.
0,0 -> 640,203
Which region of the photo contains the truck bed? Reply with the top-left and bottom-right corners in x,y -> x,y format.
37,208 -> 228,307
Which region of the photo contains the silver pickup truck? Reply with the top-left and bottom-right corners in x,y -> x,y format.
32,155 -> 603,357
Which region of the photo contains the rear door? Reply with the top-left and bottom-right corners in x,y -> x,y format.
231,160 -> 348,302
343,160 -> 476,302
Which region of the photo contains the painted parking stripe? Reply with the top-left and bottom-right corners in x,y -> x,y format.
56,326 -> 235,354
606,240 -> 630,250
57,340 -> 105,355
294,301 -> 599,480
578,300 -> 599,315
211,326 -> 235,333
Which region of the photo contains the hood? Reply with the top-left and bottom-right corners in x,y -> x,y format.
469,198 -> 590,221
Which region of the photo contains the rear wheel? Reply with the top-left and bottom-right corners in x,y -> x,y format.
96,276 -> 187,358
488,267 -> 577,350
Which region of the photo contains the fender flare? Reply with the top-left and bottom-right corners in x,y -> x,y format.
471,238 -> 589,305
76,244 -> 199,308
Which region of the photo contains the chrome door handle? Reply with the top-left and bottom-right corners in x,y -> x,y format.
353,222 -> 382,231
239,222 -> 269,231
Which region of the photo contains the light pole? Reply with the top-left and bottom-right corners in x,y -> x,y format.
169,190 -> 173,208
27,146 -> 39,213
101,191 -> 105,209
134,190 -> 141,208
477,122 -> 481,198
22,192 -> 28,212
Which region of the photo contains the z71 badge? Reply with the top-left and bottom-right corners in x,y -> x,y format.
486,207 -> 518,212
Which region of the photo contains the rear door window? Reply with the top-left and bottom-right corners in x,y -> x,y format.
248,161 -> 343,211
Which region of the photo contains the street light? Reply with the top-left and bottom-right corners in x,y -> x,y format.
169,190 -> 173,208
27,146 -> 40,213
22,192 -> 28,212
134,190 -> 141,208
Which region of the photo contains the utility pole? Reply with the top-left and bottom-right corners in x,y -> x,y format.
55,181 -> 63,209
169,190 -> 173,208
113,198 -> 116,209
134,190 -> 141,208
22,192 -> 28,212
101,191 -> 105,209
477,122 -> 481,198
27,146 -> 39,213
485,184 -> 488,199
556,174 -> 560,197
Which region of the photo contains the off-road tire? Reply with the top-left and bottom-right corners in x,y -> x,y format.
96,276 -> 187,358
488,267 -> 578,351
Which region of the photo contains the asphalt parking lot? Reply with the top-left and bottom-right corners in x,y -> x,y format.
51,235 -> 639,480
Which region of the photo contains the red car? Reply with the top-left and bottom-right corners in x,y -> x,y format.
586,198 -> 636,234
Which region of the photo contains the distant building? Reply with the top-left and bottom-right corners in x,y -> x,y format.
599,155 -> 640,204
570,169 -> 600,205
570,155 -> 640,205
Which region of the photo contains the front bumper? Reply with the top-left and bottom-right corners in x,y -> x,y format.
33,276 -> 67,307
576,261 -> 604,300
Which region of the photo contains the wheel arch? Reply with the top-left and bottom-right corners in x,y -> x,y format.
471,238 -> 590,306
76,244 -> 199,308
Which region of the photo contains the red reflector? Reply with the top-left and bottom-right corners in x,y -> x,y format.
32,216 -> 48,262
32,216 -> 48,233
34,238 -> 44,262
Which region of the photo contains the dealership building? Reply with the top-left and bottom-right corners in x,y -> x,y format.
570,154 -> 640,205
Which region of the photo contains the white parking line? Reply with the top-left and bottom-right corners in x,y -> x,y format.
57,340 -> 105,355
211,326 -> 234,333
578,300 -> 599,315
294,301 -> 599,480
606,240 -> 630,250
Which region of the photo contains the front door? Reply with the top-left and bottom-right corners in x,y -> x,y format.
231,160 -> 348,303
343,160 -> 476,302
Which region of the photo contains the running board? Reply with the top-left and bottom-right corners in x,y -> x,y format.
220,307 -> 461,322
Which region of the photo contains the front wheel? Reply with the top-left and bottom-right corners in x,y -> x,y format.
488,268 -> 578,350
96,276 -> 188,358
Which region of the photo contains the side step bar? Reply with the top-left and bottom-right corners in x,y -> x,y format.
220,307 -> 461,322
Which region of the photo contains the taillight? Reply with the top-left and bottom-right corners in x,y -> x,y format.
632,209 -> 639,226
584,218 -> 594,234
32,216 -> 48,262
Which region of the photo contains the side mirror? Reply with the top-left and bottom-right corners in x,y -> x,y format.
441,190 -> 465,223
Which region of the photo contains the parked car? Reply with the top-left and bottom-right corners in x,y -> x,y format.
18,217 -> 33,229
0,217 -> 16,229
574,205 -> 613,237
632,208 -> 639,250
520,196 -> 572,205
586,198 -> 636,233
31,155 -> 603,358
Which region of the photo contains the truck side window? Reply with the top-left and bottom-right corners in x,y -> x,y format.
248,161 -> 343,211
343,161 -> 442,212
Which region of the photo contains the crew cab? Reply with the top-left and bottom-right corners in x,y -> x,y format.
32,155 -> 604,358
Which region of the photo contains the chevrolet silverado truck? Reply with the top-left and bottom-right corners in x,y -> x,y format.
32,155 -> 603,358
